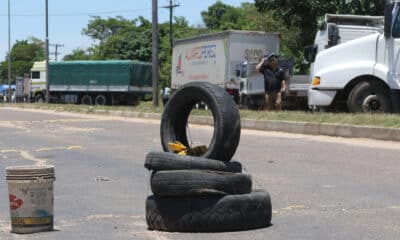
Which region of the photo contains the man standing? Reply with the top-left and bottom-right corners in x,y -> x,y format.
256,52 -> 286,110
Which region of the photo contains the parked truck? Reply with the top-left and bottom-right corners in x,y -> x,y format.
308,1 -> 400,113
30,60 -> 152,105
171,30 -> 279,104
289,14 -> 384,105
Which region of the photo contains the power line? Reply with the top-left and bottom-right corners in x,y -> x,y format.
0,8 -> 162,17
162,0 -> 180,54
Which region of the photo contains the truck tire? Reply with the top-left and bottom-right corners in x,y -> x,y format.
347,81 -> 392,113
94,95 -> 107,106
81,95 -> 93,105
150,170 -> 252,196
160,82 -> 241,162
34,94 -> 44,103
145,151 -> 242,173
146,190 -> 272,232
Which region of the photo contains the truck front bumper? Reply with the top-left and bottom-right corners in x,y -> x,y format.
308,89 -> 337,107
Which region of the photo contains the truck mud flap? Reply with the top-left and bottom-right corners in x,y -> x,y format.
391,90 -> 400,113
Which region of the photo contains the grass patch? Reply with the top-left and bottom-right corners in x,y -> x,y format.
2,102 -> 400,129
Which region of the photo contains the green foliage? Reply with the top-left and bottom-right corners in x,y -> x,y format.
63,48 -> 92,61
69,15 -> 204,88
201,1 -> 244,30
0,37 -> 44,84
254,0 -> 385,47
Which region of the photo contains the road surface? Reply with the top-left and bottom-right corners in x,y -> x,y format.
0,107 -> 399,239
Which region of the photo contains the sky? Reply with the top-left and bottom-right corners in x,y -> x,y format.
0,0 -> 250,61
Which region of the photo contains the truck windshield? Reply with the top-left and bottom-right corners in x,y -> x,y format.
393,9 -> 400,38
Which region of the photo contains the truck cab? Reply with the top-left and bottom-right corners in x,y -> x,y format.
30,61 -> 47,102
308,1 -> 400,113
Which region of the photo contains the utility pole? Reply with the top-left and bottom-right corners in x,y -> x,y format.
7,0 -> 11,103
152,0 -> 159,107
50,43 -> 64,61
162,0 -> 180,54
45,0 -> 50,103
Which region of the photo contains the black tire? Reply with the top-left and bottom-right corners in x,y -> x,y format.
160,82 -> 241,161
94,94 -> 107,105
146,190 -> 272,232
34,94 -> 44,103
150,170 -> 251,196
347,81 -> 392,113
81,95 -> 93,105
145,151 -> 242,173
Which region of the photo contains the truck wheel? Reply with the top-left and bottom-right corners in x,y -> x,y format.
160,82 -> 241,162
94,95 -> 107,106
81,95 -> 93,105
150,170 -> 252,197
347,81 -> 392,113
145,151 -> 242,173
34,94 -> 44,103
146,190 -> 272,232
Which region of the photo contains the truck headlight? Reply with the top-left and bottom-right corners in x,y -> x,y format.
312,77 -> 320,86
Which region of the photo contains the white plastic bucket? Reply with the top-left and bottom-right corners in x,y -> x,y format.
6,165 -> 55,234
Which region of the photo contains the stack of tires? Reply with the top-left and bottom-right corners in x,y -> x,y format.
144,82 -> 272,232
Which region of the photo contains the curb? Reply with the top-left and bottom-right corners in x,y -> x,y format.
94,110 -> 400,142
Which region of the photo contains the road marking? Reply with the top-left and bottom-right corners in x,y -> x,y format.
1,146 -> 83,165
391,206 -> 400,209
36,145 -> 84,152
280,205 -> 306,210
0,149 -> 47,165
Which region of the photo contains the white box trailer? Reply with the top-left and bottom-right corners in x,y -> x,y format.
171,30 -> 279,103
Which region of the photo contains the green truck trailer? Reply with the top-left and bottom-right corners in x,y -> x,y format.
30,60 -> 152,105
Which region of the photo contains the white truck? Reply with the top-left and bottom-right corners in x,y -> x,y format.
171,30 -> 279,104
308,2 -> 400,113
237,14 -> 384,109
290,14 -> 384,104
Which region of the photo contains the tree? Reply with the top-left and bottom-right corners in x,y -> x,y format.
254,0 -> 385,46
0,37 -> 44,84
63,48 -> 92,61
201,1 -> 244,30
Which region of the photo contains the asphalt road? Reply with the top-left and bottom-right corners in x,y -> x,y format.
0,107 -> 399,239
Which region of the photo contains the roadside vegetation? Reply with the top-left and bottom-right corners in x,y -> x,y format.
2,102 -> 400,129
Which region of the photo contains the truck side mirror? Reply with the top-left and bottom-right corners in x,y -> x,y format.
304,45 -> 318,63
384,2 -> 394,38
327,24 -> 340,48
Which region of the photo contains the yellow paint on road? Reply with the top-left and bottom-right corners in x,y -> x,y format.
280,205 -> 306,211
35,145 -> 84,152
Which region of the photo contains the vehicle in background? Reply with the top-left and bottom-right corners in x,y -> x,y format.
308,2 -> 400,113
30,60 -> 152,105
171,30 -> 279,105
0,84 -> 16,103
289,14 -> 384,108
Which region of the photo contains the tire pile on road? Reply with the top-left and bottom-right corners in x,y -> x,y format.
144,82 -> 272,232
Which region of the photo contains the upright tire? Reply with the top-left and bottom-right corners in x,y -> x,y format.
81,95 -> 93,105
347,81 -> 392,113
146,190 -> 272,232
145,151 -> 242,173
95,95 -> 107,106
160,82 -> 241,161
150,170 -> 252,196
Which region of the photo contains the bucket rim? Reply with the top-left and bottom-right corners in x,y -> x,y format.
6,165 -> 55,171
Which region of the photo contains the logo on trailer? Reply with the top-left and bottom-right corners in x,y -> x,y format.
9,194 -> 23,210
